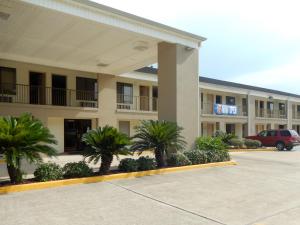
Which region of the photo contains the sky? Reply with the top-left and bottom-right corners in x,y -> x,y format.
92,0 -> 300,94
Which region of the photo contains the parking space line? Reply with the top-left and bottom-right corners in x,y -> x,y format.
107,181 -> 228,225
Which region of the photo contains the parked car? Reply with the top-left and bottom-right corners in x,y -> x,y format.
246,129 -> 300,151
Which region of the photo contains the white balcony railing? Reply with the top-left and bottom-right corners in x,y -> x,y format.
117,94 -> 157,112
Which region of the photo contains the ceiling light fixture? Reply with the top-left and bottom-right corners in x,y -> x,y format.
133,41 -> 149,51
97,62 -> 109,67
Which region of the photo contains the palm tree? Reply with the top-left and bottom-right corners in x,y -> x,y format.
82,126 -> 130,175
131,120 -> 186,168
0,113 -> 57,184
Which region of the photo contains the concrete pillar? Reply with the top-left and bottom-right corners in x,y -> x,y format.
247,94 -> 256,135
98,74 -> 117,128
219,121 -> 226,133
158,42 -> 199,147
235,123 -> 243,138
287,100 -> 293,129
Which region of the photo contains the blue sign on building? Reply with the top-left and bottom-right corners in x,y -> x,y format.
214,104 -> 237,115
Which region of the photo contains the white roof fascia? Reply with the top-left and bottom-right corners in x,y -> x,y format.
22,0 -> 206,49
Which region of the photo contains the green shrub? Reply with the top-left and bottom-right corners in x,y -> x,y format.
137,156 -> 156,171
196,136 -> 226,151
228,138 -> 244,148
203,148 -> 230,162
167,153 -> 191,167
63,161 -> 93,178
34,163 -> 63,182
118,158 -> 138,172
183,150 -> 207,165
244,139 -> 261,149
213,130 -> 236,145
195,137 -> 230,163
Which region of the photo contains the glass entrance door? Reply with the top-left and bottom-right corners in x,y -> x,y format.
64,119 -> 92,153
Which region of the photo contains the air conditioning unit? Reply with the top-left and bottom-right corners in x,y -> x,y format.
0,96 -> 12,103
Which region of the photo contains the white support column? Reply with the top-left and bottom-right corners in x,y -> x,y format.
158,42 -> 199,147
98,74 -> 117,128
247,94 -> 256,135
288,100 -> 293,129
219,121 -> 226,133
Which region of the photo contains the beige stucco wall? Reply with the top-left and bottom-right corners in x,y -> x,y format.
47,117 -> 64,153
0,59 -> 158,153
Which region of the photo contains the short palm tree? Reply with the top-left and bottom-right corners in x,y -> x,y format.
131,120 -> 186,168
0,113 -> 57,184
82,126 -> 130,175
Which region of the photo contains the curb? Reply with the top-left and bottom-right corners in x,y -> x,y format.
0,161 -> 237,194
229,148 -> 276,152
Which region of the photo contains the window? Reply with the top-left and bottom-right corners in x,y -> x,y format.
258,130 -> 267,137
76,77 -> 97,101
119,121 -> 130,136
290,130 -> 299,136
0,67 -> 16,94
152,86 -> 158,111
297,105 -> 300,112
226,124 -> 235,134
279,103 -> 285,111
267,101 -> 274,110
259,101 -> 264,109
242,98 -> 247,114
226,96 -> 235,105
280,130 -> 291,137
267,130 -> 277,137
216,95 -> 222,104
117,82 -> 133,104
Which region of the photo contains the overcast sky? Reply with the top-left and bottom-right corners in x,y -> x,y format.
92,0 -> 300,94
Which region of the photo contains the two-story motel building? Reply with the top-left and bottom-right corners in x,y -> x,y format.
1,0 -> 300,154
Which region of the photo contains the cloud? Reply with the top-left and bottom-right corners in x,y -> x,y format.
231,56 -> 300,94
92,0 -> 300,93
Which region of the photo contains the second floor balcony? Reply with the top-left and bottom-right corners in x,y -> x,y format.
201,103 -> 247,117
255,108 -> 287,119
117,94 -> 158,112
0,84 -> 98,108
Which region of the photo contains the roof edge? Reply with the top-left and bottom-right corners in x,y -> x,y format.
134,67 -> 300,99
72,0 -> 207,42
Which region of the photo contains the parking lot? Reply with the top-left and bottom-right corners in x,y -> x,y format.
1,150 -> 300,225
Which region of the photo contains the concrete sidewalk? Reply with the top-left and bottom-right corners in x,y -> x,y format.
2,151 -> 300,225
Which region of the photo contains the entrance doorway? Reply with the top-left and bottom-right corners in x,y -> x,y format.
29,72 -> 46,104
52,75 -> 67,106
226,123 -> 236,134
64,119 -> 92,153
139,86 -> 149,111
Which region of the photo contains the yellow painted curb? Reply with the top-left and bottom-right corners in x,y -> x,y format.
0,159 -> 5,164
229,148 -> 276,152
0,161 -> 237,194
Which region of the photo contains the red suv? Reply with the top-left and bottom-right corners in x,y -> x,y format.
246,129 -> 300,151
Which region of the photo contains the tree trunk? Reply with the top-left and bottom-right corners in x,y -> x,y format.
155,148 -> 166,168
99,154 -> 113,175
7,163 -> 22,184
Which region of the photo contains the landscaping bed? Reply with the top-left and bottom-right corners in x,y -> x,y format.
0,160 -> 236,194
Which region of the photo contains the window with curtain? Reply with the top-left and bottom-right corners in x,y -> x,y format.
0,67 -> 16,94
117,82 -> 133,104
226,96 -> 235,105
76,77 -> 97,101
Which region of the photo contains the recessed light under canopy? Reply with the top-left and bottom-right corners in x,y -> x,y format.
132,41 -> 149,51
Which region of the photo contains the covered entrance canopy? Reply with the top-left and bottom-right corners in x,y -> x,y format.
0,0 -> 206,146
